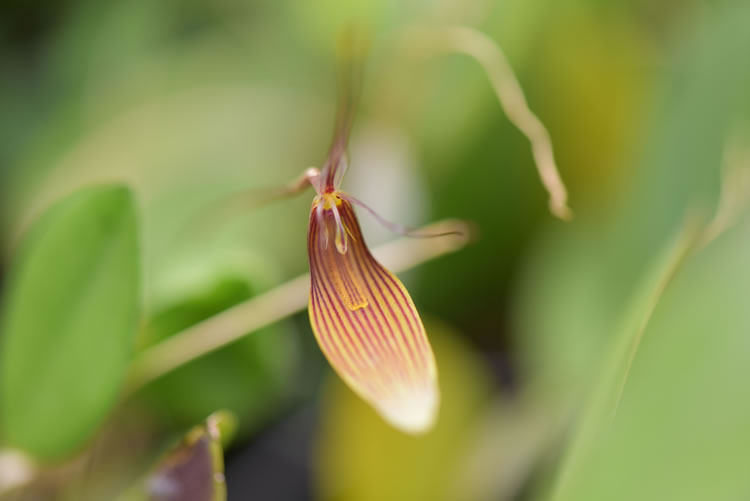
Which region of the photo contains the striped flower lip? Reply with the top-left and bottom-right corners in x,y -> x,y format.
307,191 -> 439,433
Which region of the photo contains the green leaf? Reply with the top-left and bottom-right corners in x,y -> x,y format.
549,210 -> 750,501
547,217 -> 702,500
516,0 -> 750,394
0,185 -> 139,460
542,2 -> 750,499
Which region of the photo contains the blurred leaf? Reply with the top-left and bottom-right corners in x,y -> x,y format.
1,0 -> 328,284
314,319 -> 492,501
137,248 -> 297,434
515,0 -> 750,397
549,209 -> 750,501
547,216 -> 701,500
0,185 -> 139,460
120,410 -> 234,501
537,3 -> 750,499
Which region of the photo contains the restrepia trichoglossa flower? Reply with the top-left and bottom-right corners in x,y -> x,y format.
296,25 -> 572,433
302,115 -> 439,435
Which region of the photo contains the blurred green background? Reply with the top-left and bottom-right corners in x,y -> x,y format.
2,0 -> 750,499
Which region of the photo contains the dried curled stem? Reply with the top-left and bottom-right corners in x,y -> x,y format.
404,25 -> 572,220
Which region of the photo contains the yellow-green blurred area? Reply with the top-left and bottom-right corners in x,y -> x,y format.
2,0 -> 750,500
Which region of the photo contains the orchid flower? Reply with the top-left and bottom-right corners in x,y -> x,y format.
140,28 -> 569,434
117,28 -> 571,440
301,114 -> 440,433
295,23 -> 573,433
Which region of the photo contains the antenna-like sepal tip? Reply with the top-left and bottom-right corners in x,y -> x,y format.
551,199 -> 574,221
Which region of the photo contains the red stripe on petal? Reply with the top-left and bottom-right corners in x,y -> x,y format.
307,197 -> 439,433
339,205 -> 431,376
309,210 -> 394,398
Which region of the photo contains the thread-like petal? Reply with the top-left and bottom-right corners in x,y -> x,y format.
307,197 -> 439,433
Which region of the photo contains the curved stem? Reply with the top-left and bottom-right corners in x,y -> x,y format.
123,219 -> 471,396
404,26 -> 572,220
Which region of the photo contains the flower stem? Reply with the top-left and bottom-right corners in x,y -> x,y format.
123,219 -> 471,396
